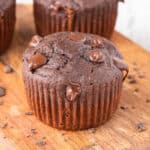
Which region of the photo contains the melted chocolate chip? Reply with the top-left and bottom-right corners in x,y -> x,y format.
90,38 -> 103,48
29,35 -> 43,48
69,33 -> 85,42
66,82 -> 81,102
28,53 -> 47,71
88,50 -> 104,63
0,87 -> 6,97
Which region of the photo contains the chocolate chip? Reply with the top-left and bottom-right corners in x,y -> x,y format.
3,65 -> 13,73
90,38 -> 103,48
25,112 -> 33,115
146,99 -> 150,103
87,50 -> 104,63
1,122 -> 8,129
120,106 -> 128,110
35,140 -> 46,146
66,82 -> 81,102
69,33 -> 85,42
29,35 -> 43,48
129,79 -> 137,84
0,87 -> 6,97
136,122 -> 146,132
28,53 -> 47,71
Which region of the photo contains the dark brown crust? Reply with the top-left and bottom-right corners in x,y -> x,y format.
33,0 -> 119,38
0,0 -> 16,54
24,72 -> 122,130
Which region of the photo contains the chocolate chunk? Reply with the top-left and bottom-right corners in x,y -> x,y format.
129,79 -> 137,84
120,106 -> 128,110
25,112 -> 33,115
28,53 -> 47,71
29,35 -> 43,48
87,50 -> 104,63
136,122 -> 146,132
0,87 -> 6,97
69,33 -> 85,42
66,82 -> 81,102
3,65 -> 13,73
35,140 -> 46,146
146,99 -> 150,103
1,122 -> 8,129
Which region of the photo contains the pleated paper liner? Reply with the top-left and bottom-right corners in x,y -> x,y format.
0,1 -> 16,53
34,0 -> 119,38
24,72 -> 123,130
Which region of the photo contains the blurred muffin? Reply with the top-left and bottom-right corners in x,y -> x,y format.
23,32 -> 128,130
33,0 -> 123,38
0,0 -> 16,54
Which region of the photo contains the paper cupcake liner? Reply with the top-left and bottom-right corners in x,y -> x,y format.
0,1 -> 16,53
24,72 -> 123,130
34,0 -> 119,38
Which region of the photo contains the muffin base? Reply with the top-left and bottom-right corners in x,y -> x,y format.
24,72 -> 123,130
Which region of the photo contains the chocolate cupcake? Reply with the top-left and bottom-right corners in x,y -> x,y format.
0,0 -> 16,54
33,0 -> 123,38
23,32 -> 128,130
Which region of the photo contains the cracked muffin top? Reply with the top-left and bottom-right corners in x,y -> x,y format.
23,32 -> 128,87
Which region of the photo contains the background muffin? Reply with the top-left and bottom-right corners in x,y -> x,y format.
33,0 -> 123,38
0,0 -> 16,54
23,32 -> 128,130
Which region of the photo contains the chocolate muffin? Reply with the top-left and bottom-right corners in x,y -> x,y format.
23,32 -> 128,130
0,0 -> 16,54
33,0 -> 123,38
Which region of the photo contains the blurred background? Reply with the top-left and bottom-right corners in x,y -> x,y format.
17,0 -> 150,51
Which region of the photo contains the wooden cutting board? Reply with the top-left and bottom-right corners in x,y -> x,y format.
0,5 -> 150,150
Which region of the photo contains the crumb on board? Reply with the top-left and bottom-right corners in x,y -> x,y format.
136,122 -> 146,132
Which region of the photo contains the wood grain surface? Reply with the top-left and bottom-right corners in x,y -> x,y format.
0,5 -> 150,150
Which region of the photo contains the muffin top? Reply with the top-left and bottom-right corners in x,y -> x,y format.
23,32 -> 128,88
0,0 -> 15,12
36,0 -> 122,11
